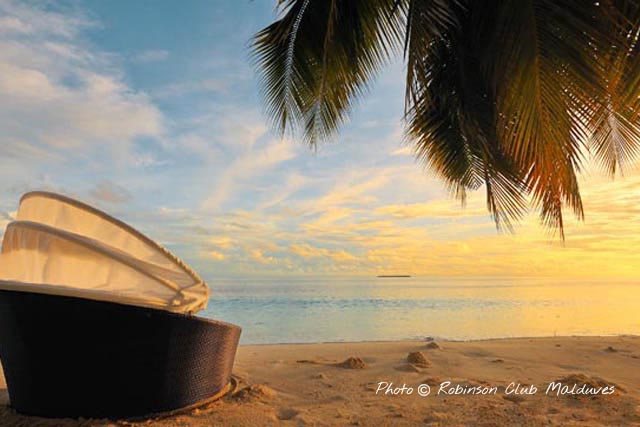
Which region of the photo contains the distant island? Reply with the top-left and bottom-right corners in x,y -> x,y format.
376,275 -> 411,278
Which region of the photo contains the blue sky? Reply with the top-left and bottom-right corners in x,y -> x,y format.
1,0 -> 639,280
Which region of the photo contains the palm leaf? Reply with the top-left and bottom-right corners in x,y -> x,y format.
586,1 -> 640,175
406,5 -> 527,231
481,0 -> 610,236
253,0 -> 640,238
402,0 -> 461,109
252,0 -> 404,145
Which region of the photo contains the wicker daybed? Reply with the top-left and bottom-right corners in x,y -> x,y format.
0,191 -> 241,419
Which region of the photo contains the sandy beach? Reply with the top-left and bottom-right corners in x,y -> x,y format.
1,336 -> 639,426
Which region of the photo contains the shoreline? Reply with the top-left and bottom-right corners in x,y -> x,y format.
2,335 -> 640,426
234,333 -> 640,347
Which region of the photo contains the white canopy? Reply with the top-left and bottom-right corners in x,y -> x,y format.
0,192 -> 209,314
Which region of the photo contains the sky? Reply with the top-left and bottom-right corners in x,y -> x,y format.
0,0 -> 639,280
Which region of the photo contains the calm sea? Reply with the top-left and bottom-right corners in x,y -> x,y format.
201,277 -> 640,345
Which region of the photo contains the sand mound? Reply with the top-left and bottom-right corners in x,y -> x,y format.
553,374 -> 624,397
557,374 -> 611,389
234,384 -> 277,401
407,351 -> 430,367
336,357 -> 367,369
425,342 -> 441,350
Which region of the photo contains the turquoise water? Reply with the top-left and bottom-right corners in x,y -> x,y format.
201,277 -> 640,345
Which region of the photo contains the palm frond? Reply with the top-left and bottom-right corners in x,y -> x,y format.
254,0 -> 640,238
252,0 -> 404,145
402,0 -> 461,110
586,0 -> 640,175
406,19 -> 527,231
482,0 -> 613,236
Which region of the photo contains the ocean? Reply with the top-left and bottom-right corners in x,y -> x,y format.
201,276 -> 640,345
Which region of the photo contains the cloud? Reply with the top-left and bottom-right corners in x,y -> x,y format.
0,15 -> 30,33
132,49 -> 169,63
202,136 -> 297,210
209,236 -> 233,250
153,79 -> 226,99
0,1 -> 91,38
0,208 -> 17,239
248,248 -> 275,264
130,152 -> 170,168
170,110 -> 269,165
312,171 -> 389,209
258,172 -> 309,210
2,139 -> 64,162
88,181 -> 132,204
375,200 -> 487,219
290,243 -> 357,262
0,0 -> 163,164
203,250 -> 225,261
390,146 -> 414,156
157,206 -> 189,217
132,166 -> 640,278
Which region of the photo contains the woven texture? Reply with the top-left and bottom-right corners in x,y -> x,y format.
0,290 -> 241,419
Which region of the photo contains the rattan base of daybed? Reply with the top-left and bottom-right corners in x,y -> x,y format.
0,289 -> 241,419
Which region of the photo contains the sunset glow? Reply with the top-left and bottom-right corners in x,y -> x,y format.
1,0 -> 639,279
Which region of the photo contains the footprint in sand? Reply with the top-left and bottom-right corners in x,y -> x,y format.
362,382 -> 378,391
424,412 -> 447,424
297,359 -> 322,364
394,363 -> 423,373
464,349 -> 493,358
422,377 -> 442,386
234,384 -> 277,401
277,408 -> 300,420
503,394 -> 526,404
